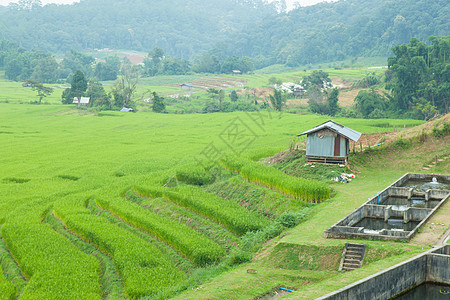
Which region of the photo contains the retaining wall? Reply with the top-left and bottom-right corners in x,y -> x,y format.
317,245 -> 450,300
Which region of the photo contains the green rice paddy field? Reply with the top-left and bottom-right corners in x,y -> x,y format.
0,99 -> 432,299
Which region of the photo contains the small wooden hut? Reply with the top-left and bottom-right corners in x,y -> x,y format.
298,120 -> 361,164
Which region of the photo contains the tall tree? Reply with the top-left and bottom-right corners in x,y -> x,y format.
269,89 -> 286,111
71,70 -> 88,106
26,79 -> 53,104
152,92 -> 166,113
326,88 -> 340,116
114,59 -> 141,107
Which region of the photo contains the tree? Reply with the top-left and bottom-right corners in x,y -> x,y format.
86,79 -> 110,108
302,70 -> 331,90
114,59 -> 141,107
307,85 -> 327,115
207,88 -> 221,111
26,79 -> 53,104
71,70 -> 88,106
326,88 -> 340,116
94,56 -> 120,81
230,90 -> 239,102
152,92 -> 166,113
269,89 -> 286,111
387,36 -> 449,115
354,89 -> 388,118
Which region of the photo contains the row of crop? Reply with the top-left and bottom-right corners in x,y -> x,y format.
125,190 -> 240,248
53,199 -> 185,298
164,186 -> 269,235
96,197 -> 226,266
1,223 -> 102,299
220,155 -> 330,202
175,164 -> 215,186
0,265 -> 15,300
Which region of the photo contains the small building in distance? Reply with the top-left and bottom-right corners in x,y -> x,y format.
298,120 -> 361,164
180,84 -> 194,91
73,97 -> 90,106
120,107 -> 134,112
232,70 -> 241,75
293,86 -> 306,98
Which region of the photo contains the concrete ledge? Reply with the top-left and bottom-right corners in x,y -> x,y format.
325,173 -> 449,241
317,245 -> 450,300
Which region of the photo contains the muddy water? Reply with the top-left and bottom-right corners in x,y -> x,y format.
353,218 -> 420,232
392,282 -> 450,299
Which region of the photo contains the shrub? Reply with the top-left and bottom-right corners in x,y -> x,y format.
278,212 -> 301,228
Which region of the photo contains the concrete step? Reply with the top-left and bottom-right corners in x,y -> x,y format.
346,251 -> 362,256
344,257 -> 361,264
339,243 -> 367,272
343,264 -> 361,269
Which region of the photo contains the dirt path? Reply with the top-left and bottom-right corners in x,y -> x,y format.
410,199 -> 450,246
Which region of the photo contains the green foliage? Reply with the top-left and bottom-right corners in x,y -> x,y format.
229,90 -> 239,102
269,89 -> 286,111
278,212 -> 303,228
175,164 -> 215,186
85,79 -> 111,109
432,122 -> 450,138
54,200 -> 186,298
0,268 -> 16,300
164,186 -> 269,235
353,72 -> 381,88
302,70 -> 331,89
71,70 -> 88,99
24,79 -> 53,104
220,155 -> 330,202
354,89 -> 388,118
96,197 -> 226,266
94,56 -> 120,81
327,88 -> 340,116
152,92 -> 166,113
2,224 -> 102,299
268,76 -> 282,85
387,36 -> 449,115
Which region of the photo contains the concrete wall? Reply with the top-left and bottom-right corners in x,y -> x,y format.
404,208 -> 432,222
325,173 -> 449,241
317,255 -> 428,300
318,246 -> 450,300
427,254 -> 450,283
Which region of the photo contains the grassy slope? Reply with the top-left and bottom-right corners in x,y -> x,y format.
176,128 -> 449,299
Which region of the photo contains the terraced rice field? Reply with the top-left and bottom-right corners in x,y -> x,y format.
0,103 -> 424,298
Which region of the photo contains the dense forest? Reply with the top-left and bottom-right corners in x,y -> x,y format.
225,0 -> 449,68
0,0 -> 448,67
0,0 -> 278,57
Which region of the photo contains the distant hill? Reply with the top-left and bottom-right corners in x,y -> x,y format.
221,0 -> 450,67
0,0 -> 447,67
0,0 -> 277,57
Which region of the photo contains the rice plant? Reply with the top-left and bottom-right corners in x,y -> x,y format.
53,199 -> 185,298
164,186 -> 269,235
175,164 -> 215,186
96,196 -> 226,266
240,162 -> 330,202
1,224 -> 101,300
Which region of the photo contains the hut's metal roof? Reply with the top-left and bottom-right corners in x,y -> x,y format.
298,120 -> 361,142
72,97 -> 90,104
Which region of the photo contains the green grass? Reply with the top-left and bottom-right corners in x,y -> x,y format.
0,97 -> 436,299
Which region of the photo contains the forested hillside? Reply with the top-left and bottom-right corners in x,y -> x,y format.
0,0 -> 277,57
0,0 -> 448,66
219,0 -> 449,68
